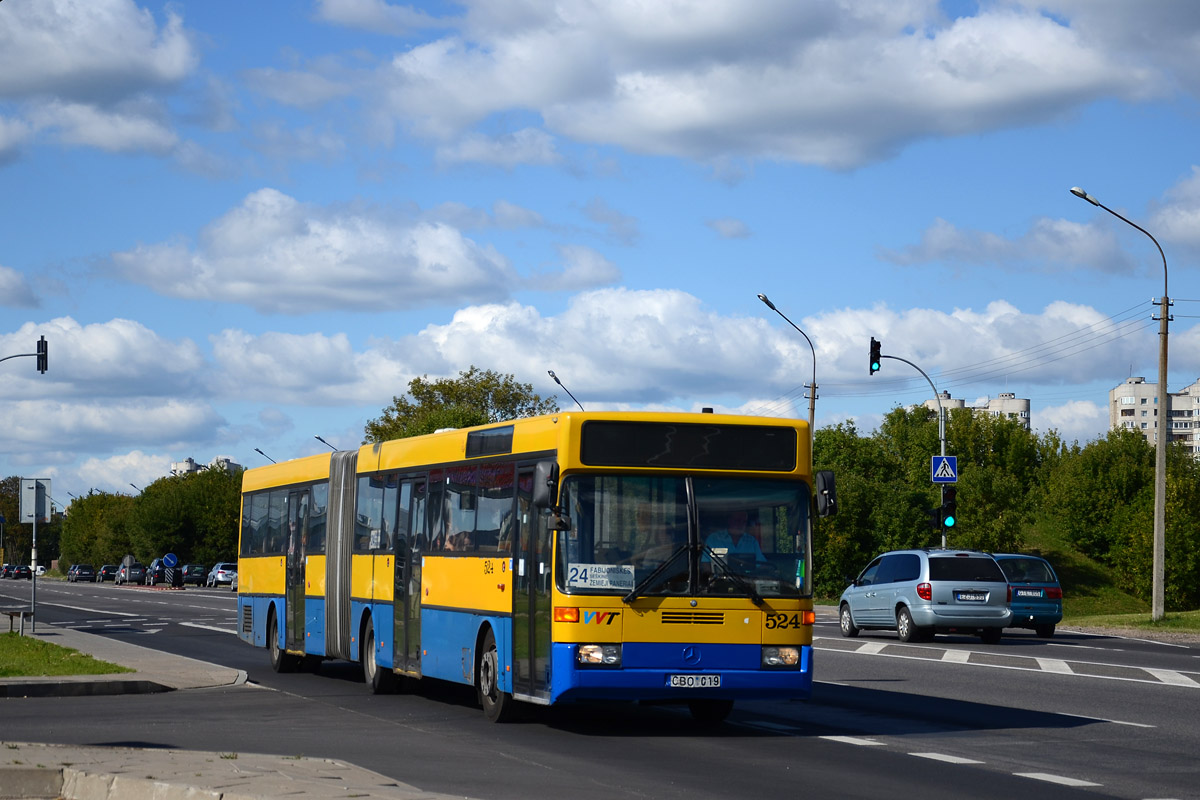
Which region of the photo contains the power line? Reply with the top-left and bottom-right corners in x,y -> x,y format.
752,300 -> 1159,417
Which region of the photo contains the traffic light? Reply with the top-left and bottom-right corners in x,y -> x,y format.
35,335 -> 47,374
869,337 -> 881,375
941,486 -> 957,529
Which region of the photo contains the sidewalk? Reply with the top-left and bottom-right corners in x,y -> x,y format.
0,625 -> 473,800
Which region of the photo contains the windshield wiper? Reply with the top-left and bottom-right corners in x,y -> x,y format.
701,544 -> 765,606
623,544 -> 689,604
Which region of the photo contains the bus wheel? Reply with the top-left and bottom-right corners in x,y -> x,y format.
362,617 -> 394,694
268,613 -> 297,673
478,628 -> 515,722
688,699 -> 733,724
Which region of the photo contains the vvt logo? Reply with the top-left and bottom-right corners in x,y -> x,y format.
682,645 -> 701,665
583,611 -> 619,625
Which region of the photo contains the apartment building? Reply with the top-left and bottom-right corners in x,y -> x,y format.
922,391 -> 1031,430
1109,377 -> 1200,454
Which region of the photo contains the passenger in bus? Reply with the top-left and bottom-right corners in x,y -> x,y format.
703,510 -> 766,563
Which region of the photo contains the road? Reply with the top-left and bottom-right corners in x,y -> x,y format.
3,578 -> 1198,799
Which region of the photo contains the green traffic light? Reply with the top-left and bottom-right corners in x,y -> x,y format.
944,514 -> 956,527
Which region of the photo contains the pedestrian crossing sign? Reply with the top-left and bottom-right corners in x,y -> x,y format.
931,456 -> 958,483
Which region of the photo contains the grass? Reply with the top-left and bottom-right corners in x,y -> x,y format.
0,632 -> 133,678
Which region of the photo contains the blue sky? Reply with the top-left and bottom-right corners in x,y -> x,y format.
2,0 -> 1200,504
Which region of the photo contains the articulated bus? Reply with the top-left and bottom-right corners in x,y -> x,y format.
236,411 -> 836,722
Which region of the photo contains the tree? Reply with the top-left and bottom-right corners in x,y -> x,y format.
364,366 -> 558,442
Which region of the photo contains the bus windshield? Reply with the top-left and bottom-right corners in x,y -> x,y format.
556,474 -> 811,599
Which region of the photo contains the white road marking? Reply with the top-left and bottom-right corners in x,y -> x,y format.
180,621 -> 236,635
941,649 -> 971,663
23,600 -> 137,616
856,641 -> 888,655
820,735 -> 885,746
1034,658 -> 1073,674
909,752 -> 984,764
1013,772 -> 1101,787
1145,668 -> 1200,687
1057,712 -> 1154,728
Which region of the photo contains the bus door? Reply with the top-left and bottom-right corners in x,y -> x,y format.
513,466 -> 552,700
286,489 -> 309,653
393,478 -> 422,675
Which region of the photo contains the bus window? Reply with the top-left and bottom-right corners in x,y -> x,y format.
306,482 -> 328,554
356,474 -> 385,552
250,491 -> 271,554
475,464 -> 514,553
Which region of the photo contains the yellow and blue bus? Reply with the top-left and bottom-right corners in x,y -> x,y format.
236,410 -> 835,722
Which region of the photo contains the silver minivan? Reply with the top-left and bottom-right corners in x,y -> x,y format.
839,549 -> 1012,644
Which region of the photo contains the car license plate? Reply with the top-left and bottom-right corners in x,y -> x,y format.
670,674 -> 720,688
1015,588 -> 1044,598
955,591 -> 987,602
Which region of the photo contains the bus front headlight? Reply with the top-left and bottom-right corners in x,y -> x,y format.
577,644 -> 622,667
761,646 -> 800,668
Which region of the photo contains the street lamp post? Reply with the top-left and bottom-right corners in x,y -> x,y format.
1071,186 -> 1168,621
757,294 -> 817,444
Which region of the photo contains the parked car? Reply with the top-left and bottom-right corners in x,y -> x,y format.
68,563 -> 97,582
206,562 -> 237,588
181,564 -> 207,586
0,564 -> 13,578
98,565 -> 119,582
839,548 -> 1012,644
146,558 -> 167,586
993,553 -> 1063,638
11,564 -> 32,580
34,565 -> 46,576
114,562 -> 146,586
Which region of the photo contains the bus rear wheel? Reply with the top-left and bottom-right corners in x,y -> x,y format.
478,628 -> 516,722
362,617 -> 394,694
688,699 -> 733,724
268,613 -> 297,673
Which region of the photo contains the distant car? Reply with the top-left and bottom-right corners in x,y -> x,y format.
11,564 -> 32,580
994,553 -> 1063,638
34,565 -> 46,576
146,559 -> 167,586
68,564 -> 97,583
206,562 -> 237,588
181,564 -> 207,586
0,564 -> 13,578
839,548 -> 1012,644
114,562 -> 146,586
98,565 -> 118,582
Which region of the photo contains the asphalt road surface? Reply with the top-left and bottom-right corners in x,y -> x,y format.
4,578 -> 1198,799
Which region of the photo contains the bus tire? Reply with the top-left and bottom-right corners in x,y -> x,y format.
688,699 -> 733,724
478,628 -> 515,722
362,617 -> 394,694
268,612 -> 297,673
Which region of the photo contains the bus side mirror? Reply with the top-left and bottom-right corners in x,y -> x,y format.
815,470 -> 837,517
533,460 -> 572,531
532,461 -> 558,509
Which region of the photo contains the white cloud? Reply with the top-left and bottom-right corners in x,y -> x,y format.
1151,165 -> 1200,251
109,188 -> 521,314
314,0 -> 449,36
1035,399 -> 1109,444
27,99 -> 178,154
0,318 -> 207,400
353,2 -> 1161,168
435,128 -> 563,167
706,217 -> 751,239
532,245 -> 622,291
882,216 -> 1134,274
0,0 -> 197,102
0,265 -> 38,308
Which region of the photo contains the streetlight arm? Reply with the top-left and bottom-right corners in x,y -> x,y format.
1071,187 -> 1168,294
